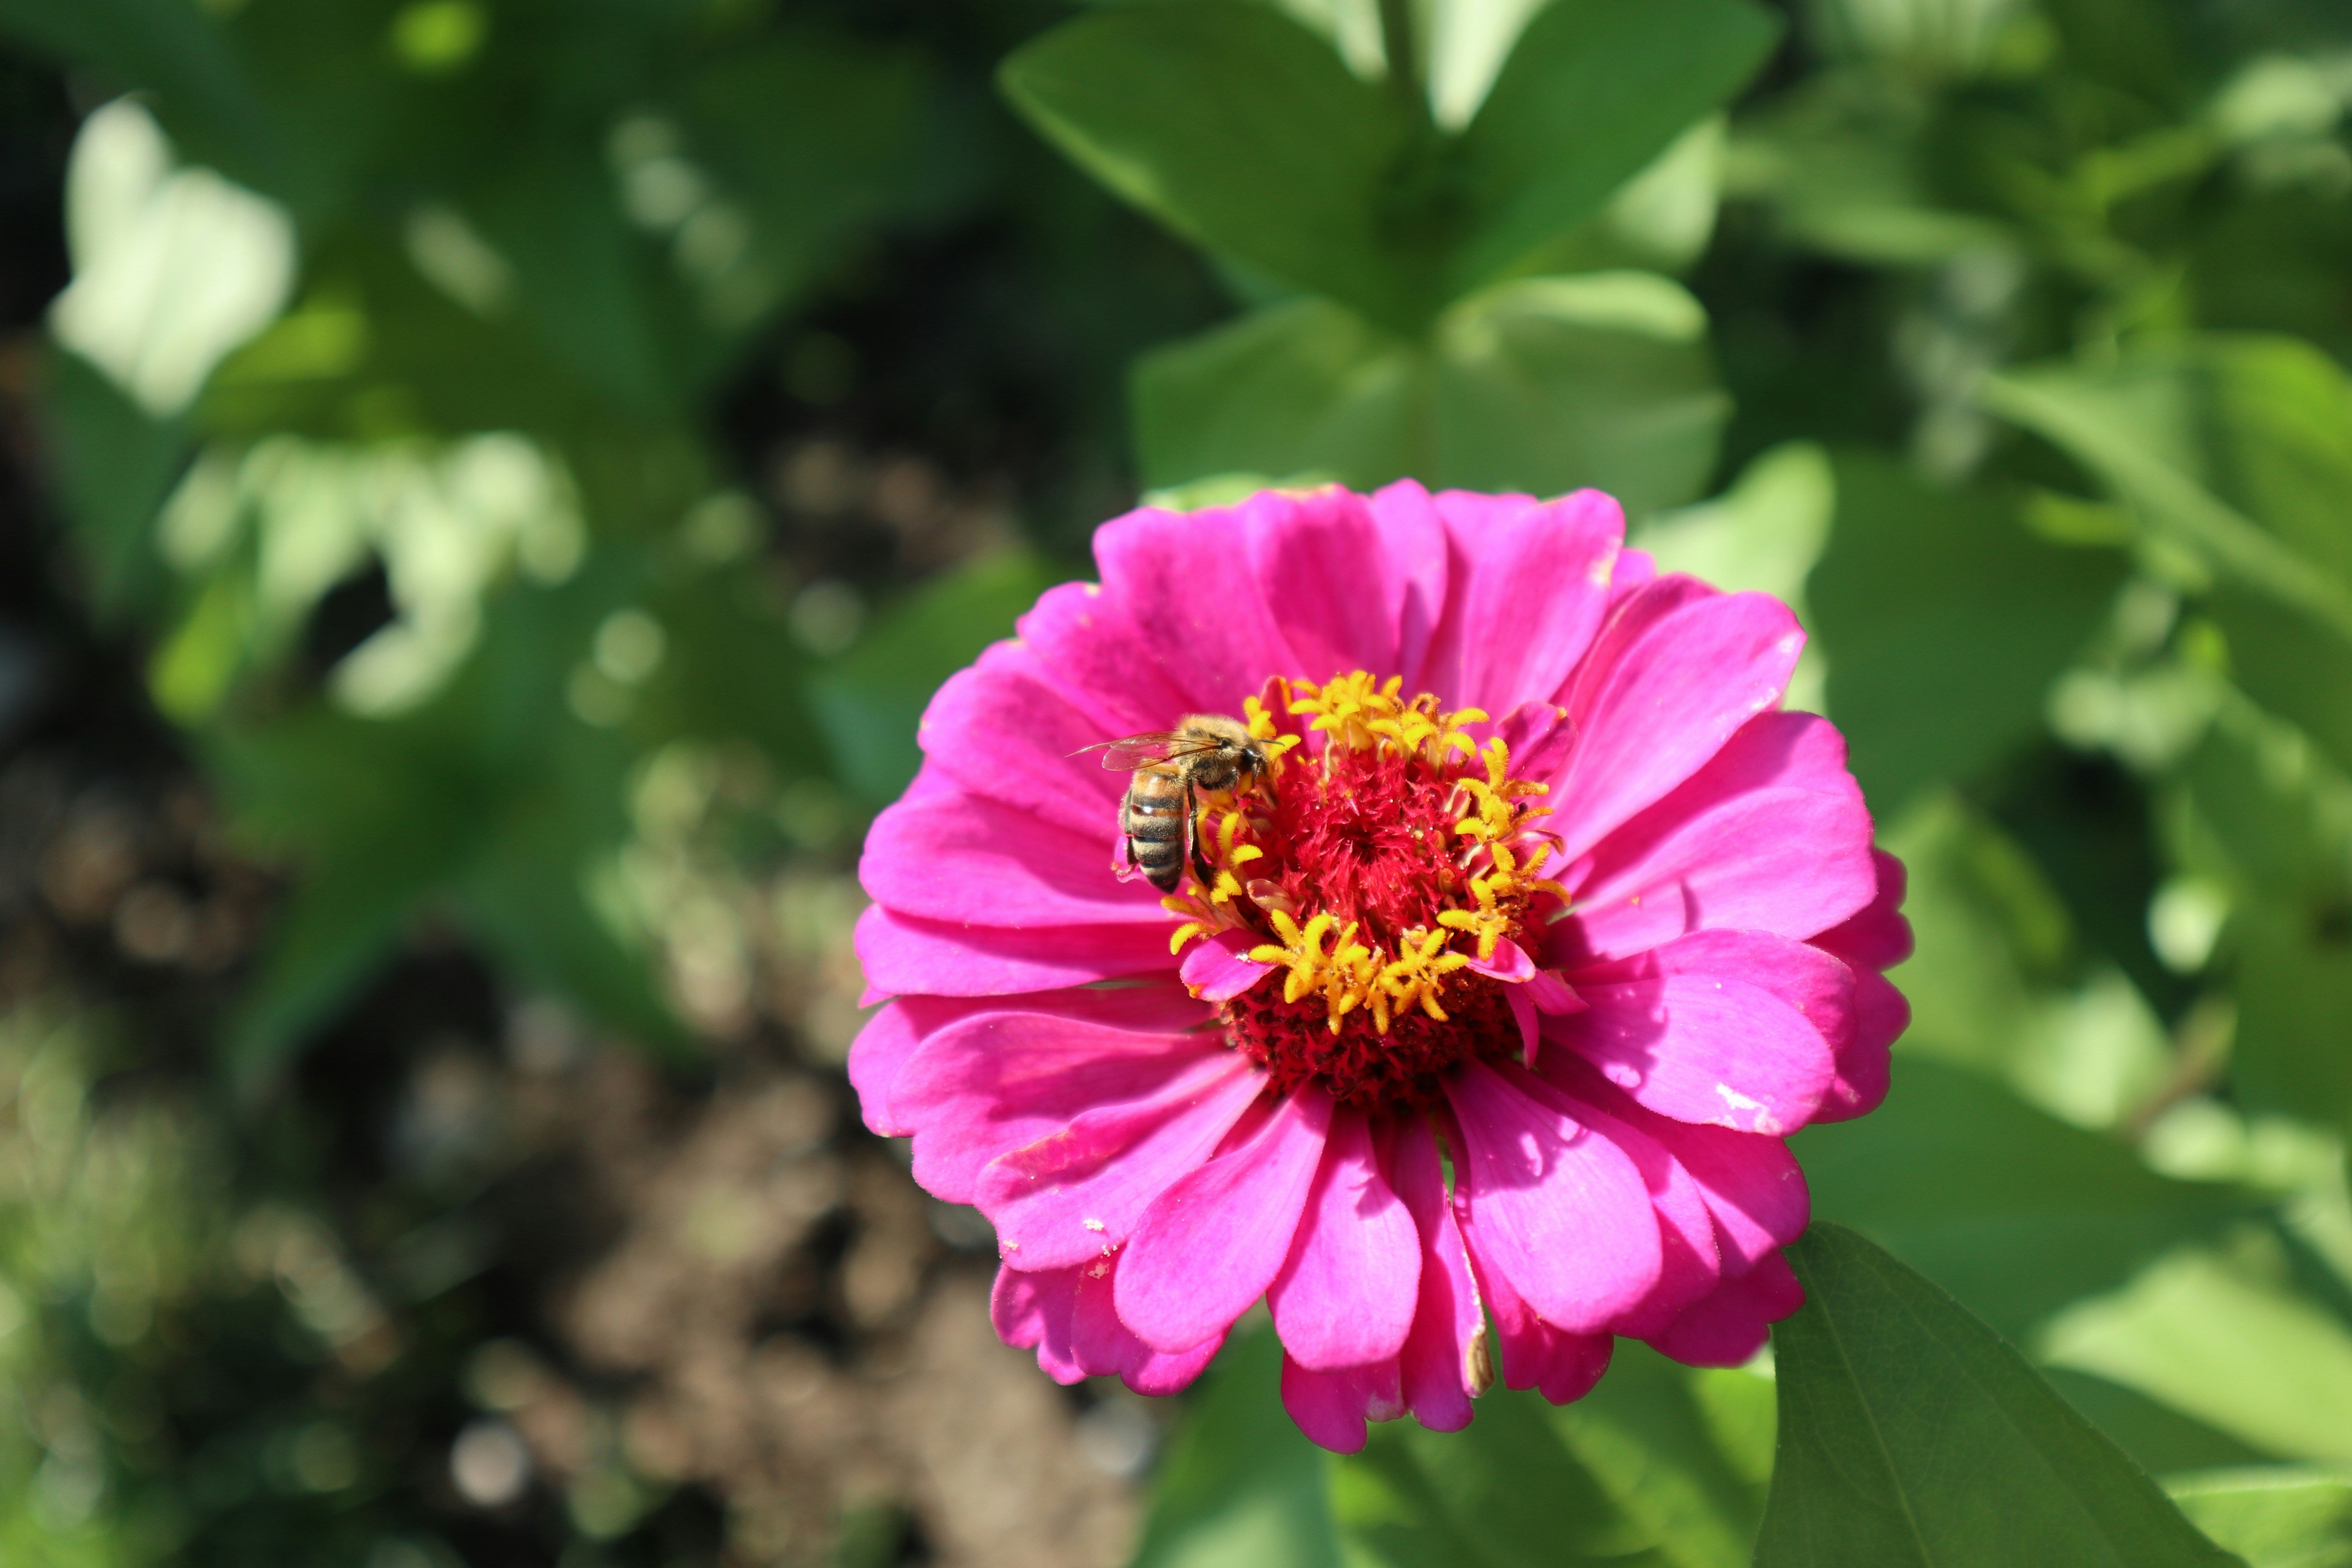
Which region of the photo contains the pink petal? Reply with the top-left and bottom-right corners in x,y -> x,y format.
1547,587 -> 1806,864
1558,712 -> 1876,963
1444,1062 -> 1662,1334
978,1059 -> 1265,1269
1467,937 -> 1537,982
992,1263 -> 1087,1385
1528,969 -> 1585,1015
848,995 -> 972,1136
1068,1260 -> 1223,1396
1552,930 -> 1844,1136
1095,502 -> 1301,713
1510,1073 -> 1721,1338
1815,848 -> 1914,971
918,646 -> 1134,840
1548,1056 -> 1809,1275
1559,573 -> 1714,722
1460,1232 -> 1614,1404
855,903 -> 1175,998
1815,964 -> 1904,1121
1014,580 -> 1201,740
1245,486 -> 1408,683
1180,928 -> 1275,1002
1650,1247 -> 1805,1367
1507,984 -> 1539,1065
895,988 -> 1222,1203
861,783 -> 1162,929
1389,1121 -> 1486,1432
1269,1110 -> 1420,1371
1116,1088 -> 1335,1352
1411,489 -> 1625,713
1365,480 -> 1454,693
1486,699 -> 1573,784
1281,1354 -> 1405,1455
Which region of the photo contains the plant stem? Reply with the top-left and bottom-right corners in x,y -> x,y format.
1376,0 -> 1425,119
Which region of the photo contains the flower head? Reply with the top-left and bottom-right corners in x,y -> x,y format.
851,483 -> 1909,1452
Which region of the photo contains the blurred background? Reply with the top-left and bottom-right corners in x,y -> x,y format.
0,0 -> 2350,1564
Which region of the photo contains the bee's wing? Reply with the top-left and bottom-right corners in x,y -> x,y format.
1071,732 -> 1220,771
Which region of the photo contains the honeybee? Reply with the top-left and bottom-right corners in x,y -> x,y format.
1077,715 -> 1271,893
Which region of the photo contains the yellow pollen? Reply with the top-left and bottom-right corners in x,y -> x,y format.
1170,670 -> 1566,1031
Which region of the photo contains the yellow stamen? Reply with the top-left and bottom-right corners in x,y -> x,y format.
1165,670 -> 1568,1033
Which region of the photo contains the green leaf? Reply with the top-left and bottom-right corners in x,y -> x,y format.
1755,1223 -> 2242,1568
2044,1370 -> 2283,1475
1133,272 -> 1727,516
1132,298 -> 1420,499
40,348 -> 189,621
1450,0 -> 1780,295
1555,1343 -> 1772,1567
809,551 -> 1058,804
2040,1244 -> 2352,1466
2166,1468 -> 2352,1568
1128,1324 -> 1341,1568
212,577 -> 682,1083
1000,2 -> 1416,328
0,0 -> 305,209
1431,273 -> 1728,510
1808,452 -> 2126,814
2229,902 -> 2352,1133
1980,338 -> 2352,656
1339,1385 -> 1654,1568
1793,1059 -> 2259,1339
681,33 -> 929,331
1878,791 -> 2180,1127
2170,703 -> 2352,1130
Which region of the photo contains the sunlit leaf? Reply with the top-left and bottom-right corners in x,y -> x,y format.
1134,272 -> 1727,515
2167,1468 -> 2352,1568
2041,1244 -> 2352,1466
1129,1324 -> 1342,1568
1794,1058 -> 2260,1338
1756,1223 -> 2242,1568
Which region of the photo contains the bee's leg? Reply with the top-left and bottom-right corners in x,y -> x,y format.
1111,802 -> 1140,882
1185,785 -> 1218,891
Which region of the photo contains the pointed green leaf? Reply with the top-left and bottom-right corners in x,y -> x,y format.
1451,0 -> 1779,295
41,348 -> 189,622
1000,2 -> 1417,328
1756,1223 -> 2243,1568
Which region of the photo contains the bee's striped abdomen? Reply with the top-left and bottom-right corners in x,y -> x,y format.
1122,769 -> 1187,892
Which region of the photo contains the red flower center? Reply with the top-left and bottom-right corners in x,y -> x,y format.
1165,673 -> 1563,1112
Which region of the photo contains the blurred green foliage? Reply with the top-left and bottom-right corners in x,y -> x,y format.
5,0 -> 2352,1563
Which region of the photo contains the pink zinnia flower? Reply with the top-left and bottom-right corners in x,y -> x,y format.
850,483 -> 1909,1452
